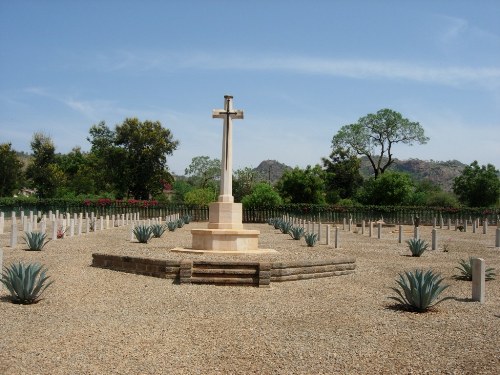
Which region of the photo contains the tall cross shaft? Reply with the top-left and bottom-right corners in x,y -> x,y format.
212,95 -> 244,203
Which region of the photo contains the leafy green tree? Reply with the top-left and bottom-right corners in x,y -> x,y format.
184,188 -> 217,205
0,143 -> 24,196
233,167 -> 264,203
322,147 -> 363,203
184,156 -> 221,191
87,119 -> 178,199
332,109 -> 429,179
171,179 -> 194,203
25,133 -> 62,198
242,182 -> 283,207
55,147 -> 98,197
276,165 -> 326,204
453,161 -> 500,207
357,171 -> 415,206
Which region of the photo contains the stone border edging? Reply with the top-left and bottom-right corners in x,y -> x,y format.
91,253 -> 356,287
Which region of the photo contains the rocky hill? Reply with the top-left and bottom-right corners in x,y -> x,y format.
360,157 -> 466,191
254,160 -> 292,184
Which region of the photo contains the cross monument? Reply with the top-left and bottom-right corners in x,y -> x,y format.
212,95 -> 243,203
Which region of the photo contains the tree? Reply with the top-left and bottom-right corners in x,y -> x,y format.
55,147 -> 98,197
184,188 -> 217,205
25,133 -> 62,198
233,167 -> 264,203
241,182 -> 283,207
276,165 -> 326,204
87,118 -> 179,199
322,147 -> 363,203
332,109 -> 429,179
357,171 -> 415,206
0,143 -> 24,196
453,161 -> 500,207
184,156 -> 221,191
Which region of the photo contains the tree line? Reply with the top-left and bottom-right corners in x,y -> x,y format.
1,109 -> 499,208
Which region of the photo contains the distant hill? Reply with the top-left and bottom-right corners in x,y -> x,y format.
360,157 -> 466,192
254,160 -> 292,184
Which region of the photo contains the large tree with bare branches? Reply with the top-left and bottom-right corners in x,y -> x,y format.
331,109 -> 429,179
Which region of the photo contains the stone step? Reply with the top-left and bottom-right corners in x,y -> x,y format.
192,268 -> 258,275
190,276 -> 258,285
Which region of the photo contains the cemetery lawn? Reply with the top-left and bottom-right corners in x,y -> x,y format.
1,222 -> 499,374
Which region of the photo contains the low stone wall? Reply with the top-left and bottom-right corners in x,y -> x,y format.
91,253 -> 356,287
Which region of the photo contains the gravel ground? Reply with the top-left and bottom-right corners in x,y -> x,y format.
1,221 -> 499,374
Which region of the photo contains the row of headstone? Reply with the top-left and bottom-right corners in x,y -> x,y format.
282,215 -> 344,247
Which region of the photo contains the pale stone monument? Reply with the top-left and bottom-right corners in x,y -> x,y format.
177,95 -> 274,254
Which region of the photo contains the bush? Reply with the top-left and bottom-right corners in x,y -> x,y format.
242,183 -> 283,207
279,221 -> 293,234
389,269 -> 452,312
177,219 -> 185,228
454,257 -> 496,281
182,214 -> 192,224
150,224 -> 167,238
133,225 -> 154,243
1,262 -> 54,304
289,226 -> 305,240
406,238 -> 429,257
24,231 -> 50,251
167,221 -> 177,231
304,232 -> 318,247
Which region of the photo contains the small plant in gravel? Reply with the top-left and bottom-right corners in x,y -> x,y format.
454,257 -> 496,281
24,231 -> 50,251
457,225 -> 464,232
57,225 -> 69,239
167,221 -> 177,232
279,221 -> 293,234
89,218 -> 96,232
406,238 -> 429,257
389,269 -> 452,313
182,214 -> 192,224
304,232 -> 318,247
176,218 -> 185,228
1,262 -> 54,304
268,217 -> 276,226
273,219 -> 283,230
150,224 -> 167,238
289,226 -> 305,240
133,225 -> 154,243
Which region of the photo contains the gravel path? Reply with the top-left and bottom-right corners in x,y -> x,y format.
1,222 -> 499,374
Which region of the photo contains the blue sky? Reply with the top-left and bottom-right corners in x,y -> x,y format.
1,0 -> 499,175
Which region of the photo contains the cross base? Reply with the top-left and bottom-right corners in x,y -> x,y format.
207,202 -> 243,230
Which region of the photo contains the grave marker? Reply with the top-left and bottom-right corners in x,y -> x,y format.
471,258 -> 485,304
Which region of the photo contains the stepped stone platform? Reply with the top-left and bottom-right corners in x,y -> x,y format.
92,253 -> 356,287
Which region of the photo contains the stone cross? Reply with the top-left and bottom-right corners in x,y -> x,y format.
212,95 -> 244,203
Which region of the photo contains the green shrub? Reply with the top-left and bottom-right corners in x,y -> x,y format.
177,219 -> 185,228
167,221 -> 177,231
406,238 -> 429,257
183,214 -> 192,224
273,219 -> 282,230
304,232 -> 318,247
133,225 -> 154,243
1,262 -> 54,304
150,224 -> 167,238
24,231 -> 50,251
289,226 -> 305,240
454,257 -> 496,281
389,269 -> 452,312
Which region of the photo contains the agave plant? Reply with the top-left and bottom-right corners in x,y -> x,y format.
389,269 -> 453,312
24,231 -> 50,251
176,218 -> 185,228
454,257 -> 496,281
268,217 -> 276,226
304,232 -> 318,247
182,215 -> 192,224
167,221 -> 178,232
133,225 -> 154,243
150,224 -> 167,238
279,221 -> 293,234
0,262 -> 54,304
406,238 -> 429,257
289,226 -> 305,240
273,219 -> 283,230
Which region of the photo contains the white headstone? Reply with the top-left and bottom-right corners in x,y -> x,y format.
334,226 -> 340,248
432,228 -> 438,250
398,225 -> 403,244
0,212 -> 4,234
472,258 -> 485,304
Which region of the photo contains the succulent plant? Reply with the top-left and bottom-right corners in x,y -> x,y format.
279,221 -> 293,234
24,231 -> 50,251
133,225 -> 154,243
273,219 -> 282,230
150,224 -> 167,238
406,238 -> 429,257
182,215 -> 192,224
268,218 -> 276,226
1,262 -> 54,304
167,221 -> 177,232
176,219 -> 185,228
289,226 -> 305,240
389,269 -> 452,312
454,257 -> 496,281
304,232 -> 318,247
